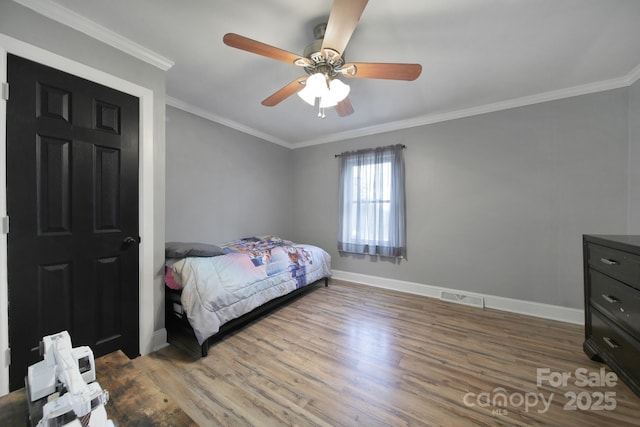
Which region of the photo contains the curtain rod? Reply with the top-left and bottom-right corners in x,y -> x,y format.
334,144 -> 406,158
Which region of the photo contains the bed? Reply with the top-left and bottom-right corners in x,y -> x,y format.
164,235 -> 332,356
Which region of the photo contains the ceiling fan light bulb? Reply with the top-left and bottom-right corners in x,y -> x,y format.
319,96 -> 338,108
297,85 -> 317,106
306,73 -> 329,97
330,78 -> 350,103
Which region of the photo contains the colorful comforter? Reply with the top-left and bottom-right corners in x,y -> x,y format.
169,236 -> 332,345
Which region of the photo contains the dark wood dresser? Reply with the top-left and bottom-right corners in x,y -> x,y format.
583,234 -> 640,397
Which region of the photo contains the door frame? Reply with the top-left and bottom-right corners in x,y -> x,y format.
0,33 -> 156,396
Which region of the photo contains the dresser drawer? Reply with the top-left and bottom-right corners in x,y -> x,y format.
591,310 -> 640,382
590,270 -> 640,337
588,243 -> 640,288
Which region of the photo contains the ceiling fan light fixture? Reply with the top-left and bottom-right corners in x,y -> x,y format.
307,72 -> 330,95
329,78 -> 350,103
297,85 -> 317,106
319,78 -> 350,108
298,73 -> 350,111
297,72 -> 328,105
319,96 -> 338,109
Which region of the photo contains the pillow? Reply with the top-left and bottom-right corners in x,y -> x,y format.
164,267 -> 182,290
165,242 -> 226,259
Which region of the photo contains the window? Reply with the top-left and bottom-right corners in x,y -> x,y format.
338,144 -> 406,258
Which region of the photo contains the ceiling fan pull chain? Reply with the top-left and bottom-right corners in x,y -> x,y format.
318,104 -> 326,119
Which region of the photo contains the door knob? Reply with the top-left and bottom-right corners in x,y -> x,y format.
123,236 -> 139,245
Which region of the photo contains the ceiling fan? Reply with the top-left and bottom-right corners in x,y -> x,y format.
223,0 -> 422,118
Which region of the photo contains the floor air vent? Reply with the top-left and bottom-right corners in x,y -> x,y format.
440,291 -> 485,308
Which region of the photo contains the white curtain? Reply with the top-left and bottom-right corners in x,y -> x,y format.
338,144 -> 406,258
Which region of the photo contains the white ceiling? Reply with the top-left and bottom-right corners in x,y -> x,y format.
17,0 -> 640,147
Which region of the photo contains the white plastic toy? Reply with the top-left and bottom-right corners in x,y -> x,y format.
26,331 -> 114,427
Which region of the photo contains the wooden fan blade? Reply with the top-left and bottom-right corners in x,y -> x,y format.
321,0 -> 369,55
341,62 -> 422,81
223,33 -> 308,65
336,97 -> 354,117
262,77 -> 307,106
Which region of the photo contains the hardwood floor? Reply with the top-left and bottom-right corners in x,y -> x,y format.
135,280 -> 640,426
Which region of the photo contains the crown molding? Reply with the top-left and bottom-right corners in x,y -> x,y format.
11,0 -> 638,147
627,63 -> 640,86
12,0 -> 174,71
166,96 -> 292,149
169,64 -> 640,149
296,69 -> 639,148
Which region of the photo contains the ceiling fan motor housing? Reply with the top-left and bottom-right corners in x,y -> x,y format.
302,23 -> 345,77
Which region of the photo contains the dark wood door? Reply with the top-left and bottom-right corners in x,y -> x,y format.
6,54 -> 140,391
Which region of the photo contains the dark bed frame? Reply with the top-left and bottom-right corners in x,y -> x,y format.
165,277 -> 329,357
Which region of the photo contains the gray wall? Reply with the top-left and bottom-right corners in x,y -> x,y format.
165,106 -> 295,243
291,89 -> 630,309
0,1 -> 167,331
629,79 -> 640,233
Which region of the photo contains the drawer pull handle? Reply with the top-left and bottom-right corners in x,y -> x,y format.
601,294 -> 621,304
600,258 -> 619,266
603,337 -> 620,349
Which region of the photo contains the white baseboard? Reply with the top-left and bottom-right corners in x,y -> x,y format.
150,328 -> 169,353
331,270 -> 584,325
